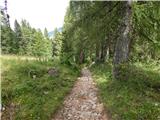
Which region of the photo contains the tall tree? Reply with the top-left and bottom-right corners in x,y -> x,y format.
14,20 -> 22,53
1,7 -> 15,54
52,28 -> 62,58
113,1 -> 132,79
1,26 -> 16,54
44,28 -> 49,39
20,19 -> 32,54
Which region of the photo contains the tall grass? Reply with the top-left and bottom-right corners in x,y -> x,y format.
1,55 -> 79,120
0,54 -> 52,61
91,62 -> 160,120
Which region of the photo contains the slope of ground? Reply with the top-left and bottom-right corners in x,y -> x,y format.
90,62 -> 160,120
53,68 -> 108,120
1,56 -> 79,120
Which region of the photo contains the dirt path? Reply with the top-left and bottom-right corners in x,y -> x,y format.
53,68 -> 108,120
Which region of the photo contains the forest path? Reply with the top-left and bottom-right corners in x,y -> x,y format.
53,68 -> 108,120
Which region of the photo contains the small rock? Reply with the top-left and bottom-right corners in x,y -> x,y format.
48,68 -> 59,76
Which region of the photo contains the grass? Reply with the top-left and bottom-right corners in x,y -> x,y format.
90,61 -> 160,120
0,54 -> 50,61
1,56 -> 79,120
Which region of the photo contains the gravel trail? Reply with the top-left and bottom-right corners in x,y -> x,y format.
53,68 -> 108,120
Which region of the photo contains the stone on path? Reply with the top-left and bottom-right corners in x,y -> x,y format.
53,68 -> 108,120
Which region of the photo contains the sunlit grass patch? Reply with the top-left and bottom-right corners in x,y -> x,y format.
0,54 -> 52,61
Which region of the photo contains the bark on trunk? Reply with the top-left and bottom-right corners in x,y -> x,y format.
95,42 -> 101,63
96,39 -> 109,63
113,1 -> 132,79
79,50 -> 85,64
100,40 -> 108,62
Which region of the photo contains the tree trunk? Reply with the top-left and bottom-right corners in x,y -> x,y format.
113,1 -> 132,79
108,34 -> 114,59
100,40 -> 108,62
79,50 -> 84,64
95,42 -> 101,63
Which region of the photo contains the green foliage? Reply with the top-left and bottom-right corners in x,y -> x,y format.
2,19 -> 52,58
61,2 -> 129,64
14,20 -> 22,53
60,1 -> 159,65
91,62 -> 160,120
18,21 -> 52,57
1,26 -> 16,54
1,56 -> 79,120
19,19 -> 32,55
132,2 -> 160,61
52,28 -> 62,58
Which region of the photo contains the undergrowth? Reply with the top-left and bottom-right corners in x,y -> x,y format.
1,57 -> 79,120
91,61 -> 160,120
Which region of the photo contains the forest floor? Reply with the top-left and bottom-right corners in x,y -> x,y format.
53,67 -> 108,120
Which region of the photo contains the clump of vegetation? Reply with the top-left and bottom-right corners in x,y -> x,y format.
91,62 -> 160,120
1,57 -> 79,120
